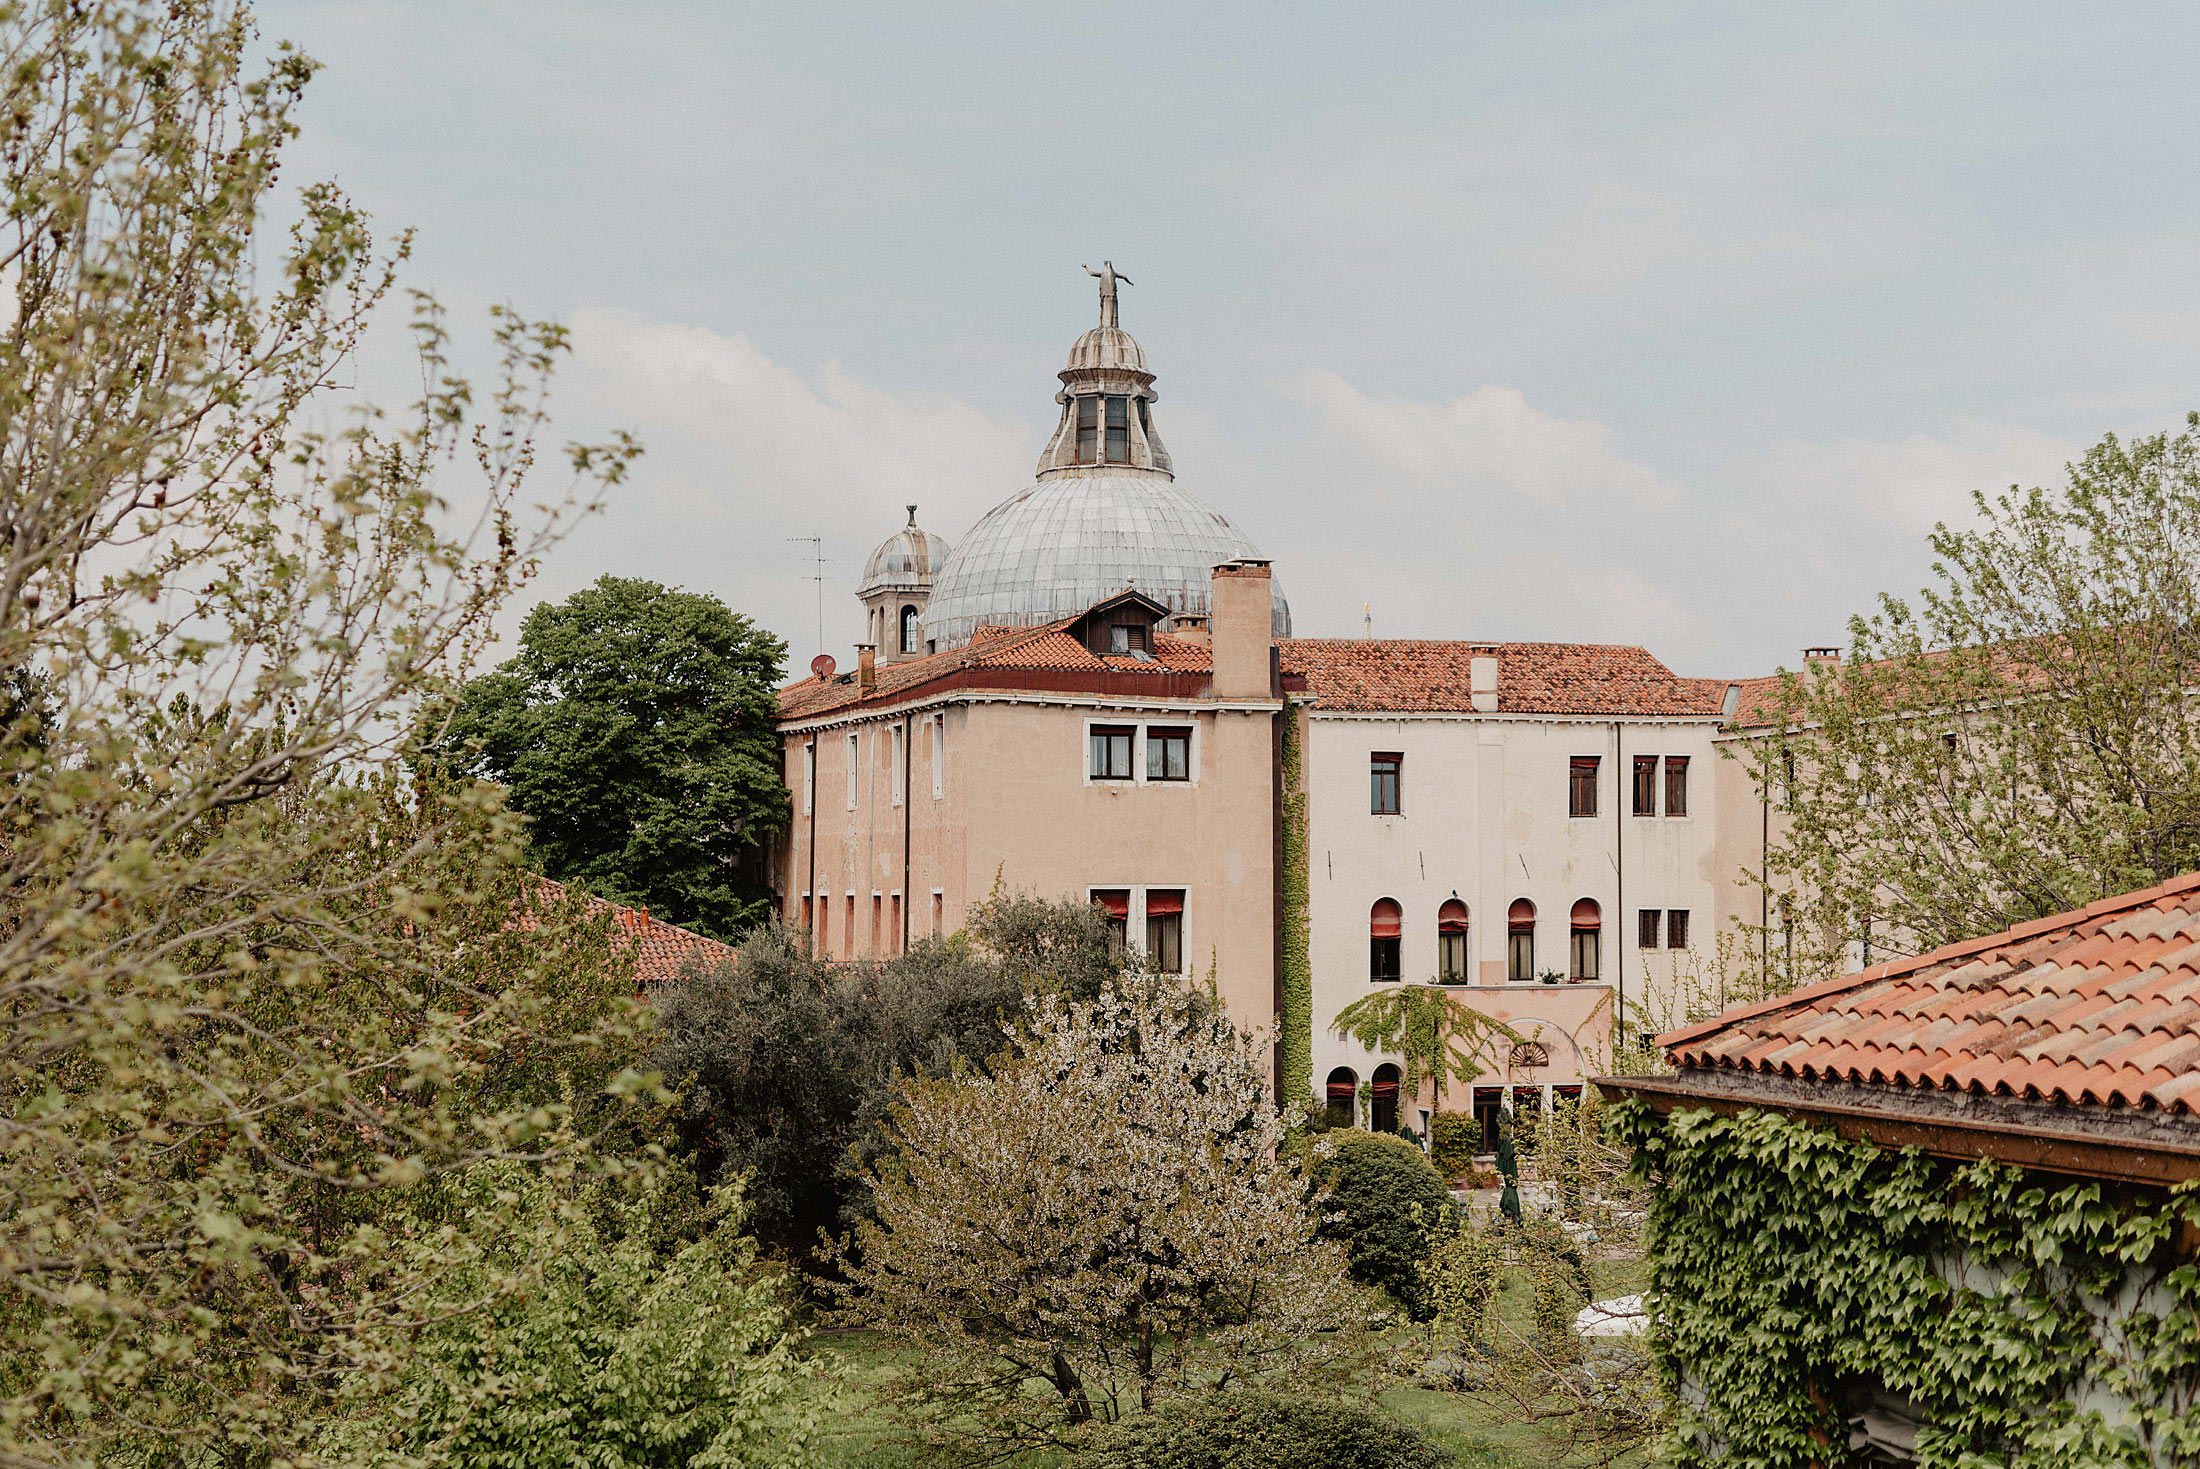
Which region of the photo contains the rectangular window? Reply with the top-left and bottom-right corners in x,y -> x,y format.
1105,395 -> 1130,463
890,893 -> 902,955
802,740 -> 816,815
799,895 -> 812,944
1473,1087 -> 1504,1153
845,732 -> 859,809
1147,726 -> 1192,781
1108,620 -> 1149,655
1093,888 -> 1130,957
1570,927 -> 1600,981
1075,395 -> 1099,461
1664,755 -> 1690,817
1638,908 -> 1661,950
929,715 -> 945,799
1145,889 -> 1185,974
931,890 -> 945,936
1370,935 -> 1401,983
1438,930 -> 1467,983
890,724 -> 906,806
843,894 -> 855,960
1667,908 -> 1691,950
1370,752 -> 1402,815
816,895 -> 828,956
1507,925 -> 1534,982
1632,754 -> 1657,816
1089,724 -> 1135,780
1568,755 -> 1600,817
871,894 -> 883,956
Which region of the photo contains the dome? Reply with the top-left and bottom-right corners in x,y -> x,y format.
922,474 -> 1292,648
1065,325 -> 1147,374
858,505 -> 949,596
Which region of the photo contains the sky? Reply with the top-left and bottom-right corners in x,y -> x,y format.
260,1 -> 2200,679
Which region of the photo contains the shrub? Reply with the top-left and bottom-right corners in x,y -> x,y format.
1428,1110 -> 1480,1179
1307,1131 -> 1455,1318
1077,1390 -> 1448,1469
1419,1212 -> 1504,1345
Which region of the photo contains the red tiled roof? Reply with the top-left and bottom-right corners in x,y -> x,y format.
776,615 -> 1211,721
1660,872 -> 2200,1113
530,877 -> 735,985
1277,639 -> 1732,717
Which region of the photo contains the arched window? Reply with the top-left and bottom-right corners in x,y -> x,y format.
1324,1066 -> 1359,1129
1371,1062 -> 1402,1136
1369,898 -> 1403,983
1437,899 -> 1470,982
1569,898 -> 1601,981
1507,899 -> 1536,982
899,604 -> 920,654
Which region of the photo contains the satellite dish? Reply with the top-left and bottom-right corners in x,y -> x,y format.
810,653 -> 837,681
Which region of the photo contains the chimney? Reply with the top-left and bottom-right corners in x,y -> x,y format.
1803,646 -> 1841,674
1469,644 -> 1499,713
1169,611 -> 1211,647
856,643 -> 877,692
1209,560 -> 1273,699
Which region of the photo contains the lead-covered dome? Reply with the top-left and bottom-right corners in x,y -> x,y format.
923,475 -> 1291,648
923,264 -> 1288,649
859,505 -> 948,597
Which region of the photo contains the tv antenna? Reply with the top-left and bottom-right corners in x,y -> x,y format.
788,534 -> 829,659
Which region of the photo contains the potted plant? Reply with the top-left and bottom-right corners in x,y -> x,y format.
1538,967 -> 1563,986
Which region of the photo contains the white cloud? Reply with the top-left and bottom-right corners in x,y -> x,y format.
1751,421 -> 2080,536
1294,370 -> 1680,511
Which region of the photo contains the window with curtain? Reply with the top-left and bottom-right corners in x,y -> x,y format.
1568,755 -> 1600,817
1325,1067 -> 1359,1129
1507,898 -> 1536,981
1370,1063 -> 1401,1135
1632,754 -> 1657,815
1092,889 -> 1129,957
1089,724 -> 1134,780
1664,755 -> 1690,816
1369,898 -> 1403,982
1569,898 -> 1601,981
1146,726 -> 1191,781
1437,898 -> 1470,982
1145,889 -> 1185,973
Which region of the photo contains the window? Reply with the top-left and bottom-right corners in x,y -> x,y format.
931,890 -> 945,936
844,732 -> 859,809
816,894 -> 828,956
1437,898 -> 1470,982
871,893 -> 883,955
1093,889 -> 1130,957
899,604 -> 920,654
801,740 -> 816,814
1145,889 -> 1185,973
1632,754 -> 1657,816
1325,1067 -> 1359,1129
843,894 -> 855,960
890,893 -> 902,955
890,724 -> 906,806
1472,1086 -> 1504,1153
1664,755 -> 1690,817
1089,724 -> 1134,780
928,715 -> 945,799
1569,898 -> 1601,981
1507,899 -> 1536,981
1370,752 -> 1402,815
1108,620 -> 1149,655
1147,725 -> 1191,781
1370,1063 -> 1402,1135
1667,908 -> 1691,950
1105,395 -> 1130,463
1369,898 -> 1403,982
1075,395 -> 1099,461
1569,756 -> 1600,817
1638,908 -> 1661,950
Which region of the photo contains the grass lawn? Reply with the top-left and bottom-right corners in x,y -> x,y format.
805,1254 -> 1650,1467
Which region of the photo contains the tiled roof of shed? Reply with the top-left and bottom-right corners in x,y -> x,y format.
1277,639 -> 1732,717
1660,872 -> 2200,1113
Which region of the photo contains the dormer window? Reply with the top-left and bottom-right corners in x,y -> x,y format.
1105,396 -> 1129,463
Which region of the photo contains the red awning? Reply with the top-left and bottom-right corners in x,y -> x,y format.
1508,898 -> 1536,930
1571,898 -> 1601,929
1438,899 -> 1470,935
1145,889 -> 1185,917
1093,890 -> 1130,919
1370,898 -> 1402,938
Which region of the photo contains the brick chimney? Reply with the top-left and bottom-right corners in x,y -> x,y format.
1469,644 -> 1499,713
1169,611 -> 1211,647
1804,646 -> 1841,674
856,643 -> 877,692
1210,560 -> 1273,699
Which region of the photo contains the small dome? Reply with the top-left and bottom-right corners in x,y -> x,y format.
859,505 -> 949,597
922,474 -> 1291,649
1064,325 -> 1147,375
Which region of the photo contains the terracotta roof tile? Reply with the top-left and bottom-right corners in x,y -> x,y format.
1659,870 -> 2200,1113
528,878 -> 735,987
1276,639 -> 1731,717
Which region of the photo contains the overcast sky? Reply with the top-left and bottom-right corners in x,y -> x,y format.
262,1 -> 2200,679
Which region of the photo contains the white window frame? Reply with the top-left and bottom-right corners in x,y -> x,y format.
844,731 -> 859,810
890,724 -> 906,807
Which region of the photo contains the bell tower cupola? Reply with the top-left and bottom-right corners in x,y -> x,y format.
858,504 -> 951,663
1034,260 -> 1174,480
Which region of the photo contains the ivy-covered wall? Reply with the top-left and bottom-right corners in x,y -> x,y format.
1278,700 -> 1312,1108
1611,1099 -> 2200,1467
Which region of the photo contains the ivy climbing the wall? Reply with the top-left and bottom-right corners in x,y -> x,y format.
1611,1099 -> 2200,1468
1279,700 -> 1313,1107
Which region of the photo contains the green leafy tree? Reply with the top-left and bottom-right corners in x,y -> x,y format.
0,3 -> 672,1463
829,975 -> 1372,1459
1750,418 -> 2200,983
1304,1131 -> 1455,1319
443,575 -> 789,941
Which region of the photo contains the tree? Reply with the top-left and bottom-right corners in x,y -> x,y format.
1751,418 -> 2200,982
0,3 -> 661,1463
1303,1131 -> 1455,1319
442,575 -> 788,941
829,975 -> 1372,1458
1329,984 -> 1518,1113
